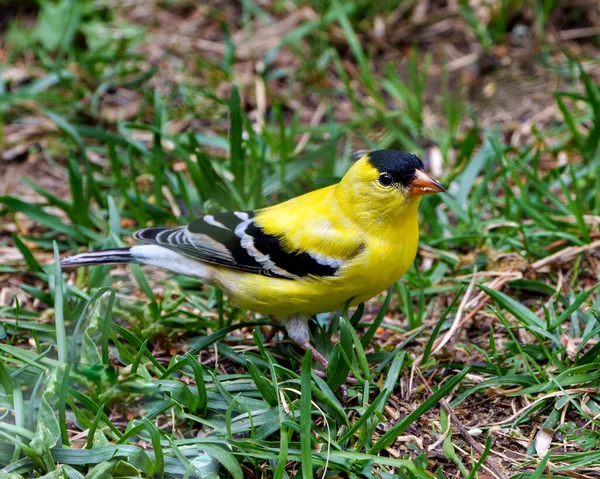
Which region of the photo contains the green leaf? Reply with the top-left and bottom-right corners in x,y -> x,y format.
43,109 -> 87,157
151,88 -> 166,206
455,134 -> 495,207
53,242 -> 67,364
36,0 -> 81,51
262,136 -> 340,195
130,265 -> 159,320
86,405 -> 107,450
479,285 -> 557,342
550,284 -> 600,330
327,317 -> 352,389
246,360 -> 278,407
310,373 -> 348,425
378,352 -> 405,413
142,418 -> 163,479
0,359 -> 14,396
346,318 -> 370,378
67,153 -> 88,226
31,386 -> 61,469
38,468 -> 65,479
338,392 -> 386,443
273,425 -> 288,479
101,289 -> 115,366
84,461 -> 116,479
51,445 -> 152,473
107,196 -> 121,239
12,235 -> 44,274
201,445 -> 242,479
58,364 -> 71,447
508,279 -> 556,296
300,350 -> 313,479
361,287 -> 392,347
229,85 -> 244,195
0,197 -> 85,242
185,353 -> 208,416
155,380 -> 196,411
112,460 -> 141,479
80,331 -> 102,367
579,340 -> 600,365
529,452 -> 550,479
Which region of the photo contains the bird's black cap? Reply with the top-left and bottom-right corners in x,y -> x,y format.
367,150 -> 424,187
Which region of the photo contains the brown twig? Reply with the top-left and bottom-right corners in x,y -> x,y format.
532,239 -> 600,271
559,26 -> 600,41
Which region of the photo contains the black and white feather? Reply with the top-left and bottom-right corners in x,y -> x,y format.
61,248 -> 133,267
132,211 -> 342,280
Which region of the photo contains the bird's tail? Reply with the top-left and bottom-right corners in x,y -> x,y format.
61,248 -> 135,267
61,245 -> 214,282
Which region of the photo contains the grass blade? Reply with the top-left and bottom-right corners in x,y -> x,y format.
13,235 -> 44,274
229,85 -> 244,196
300,350 -> 313,479
361,287 -> 392,347
142,418 -> 164,479
53,242 -> 67,364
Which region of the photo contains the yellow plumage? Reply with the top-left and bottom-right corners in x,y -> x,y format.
216,185 -> 421,317
62,149 -> 444,367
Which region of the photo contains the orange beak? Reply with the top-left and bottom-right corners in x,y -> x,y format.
409,169 -> 446,196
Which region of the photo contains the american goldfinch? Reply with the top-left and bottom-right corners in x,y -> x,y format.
62,150 -> 444,367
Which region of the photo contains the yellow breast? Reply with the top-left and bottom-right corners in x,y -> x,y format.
212,201 -> 420,318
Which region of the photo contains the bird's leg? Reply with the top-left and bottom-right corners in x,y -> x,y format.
298,342 -> 330,369
262,324 -> 280,344
282,316 -> 359,389
282,316 -> 329,369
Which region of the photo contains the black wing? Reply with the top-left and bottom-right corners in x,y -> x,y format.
133,211 -> 341,280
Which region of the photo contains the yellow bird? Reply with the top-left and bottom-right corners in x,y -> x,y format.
62,150 -> 444,367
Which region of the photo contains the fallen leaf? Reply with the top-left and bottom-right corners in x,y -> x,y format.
534,427 -> 553,457
561,335 -> 578,361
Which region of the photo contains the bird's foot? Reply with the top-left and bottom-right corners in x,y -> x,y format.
284,316 -> 358,387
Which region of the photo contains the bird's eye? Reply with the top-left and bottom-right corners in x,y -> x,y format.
378,174 -> 394,187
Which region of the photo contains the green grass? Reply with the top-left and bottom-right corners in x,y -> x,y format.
1,1 -> 600,478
